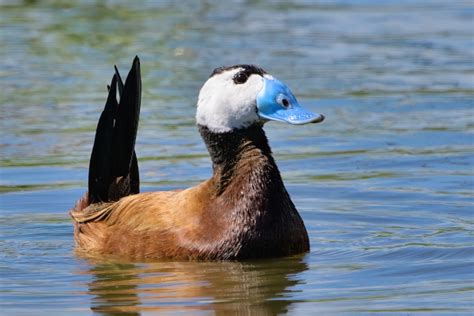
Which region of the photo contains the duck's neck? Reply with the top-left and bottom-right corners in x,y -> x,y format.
198,124 -> 276,195
198,124 -> 309,258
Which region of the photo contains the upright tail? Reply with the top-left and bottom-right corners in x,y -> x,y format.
88,56 -> 141,204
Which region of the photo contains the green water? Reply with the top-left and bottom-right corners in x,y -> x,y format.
1,1 -> 473,315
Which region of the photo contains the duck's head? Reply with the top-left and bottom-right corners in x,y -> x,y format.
196,65 -> 324,133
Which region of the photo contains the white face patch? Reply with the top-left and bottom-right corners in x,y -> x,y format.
196,68 -> 264,133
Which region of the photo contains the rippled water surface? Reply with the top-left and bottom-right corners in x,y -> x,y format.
1,1 -> 473,315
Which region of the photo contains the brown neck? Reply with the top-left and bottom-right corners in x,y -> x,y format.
198,124 -> 276,194
198,124 -> 309,259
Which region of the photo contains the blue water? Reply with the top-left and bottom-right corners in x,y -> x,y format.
1,1 -> 473,315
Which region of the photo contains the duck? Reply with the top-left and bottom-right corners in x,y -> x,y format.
71,56 -> 325,260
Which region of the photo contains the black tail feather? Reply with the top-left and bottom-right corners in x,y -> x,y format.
114,64 -> 124,96
112,56 -> 141,178
88,57 -> 141,204
88,74 -> 118,203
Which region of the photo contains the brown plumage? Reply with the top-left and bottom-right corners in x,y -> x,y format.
71,125 -> 309,259
70,57 -> 321,260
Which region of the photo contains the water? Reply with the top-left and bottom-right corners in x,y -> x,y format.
1,0 -> 473,314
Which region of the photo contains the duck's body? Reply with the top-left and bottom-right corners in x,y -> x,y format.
73,125 -> 308,259
71,57 -> 323,260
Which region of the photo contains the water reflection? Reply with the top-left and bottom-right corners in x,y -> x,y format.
84,256 -> 308,315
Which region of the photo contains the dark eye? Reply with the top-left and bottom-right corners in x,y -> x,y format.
233,72 -> 249,84
282,98 -> 289,108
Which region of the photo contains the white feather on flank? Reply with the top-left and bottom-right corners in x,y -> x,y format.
196,68 -> 264,133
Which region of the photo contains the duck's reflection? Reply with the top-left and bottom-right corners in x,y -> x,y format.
84,255 -> 308,315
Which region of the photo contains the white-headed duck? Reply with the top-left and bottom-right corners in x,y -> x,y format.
71,56 -> 324,260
